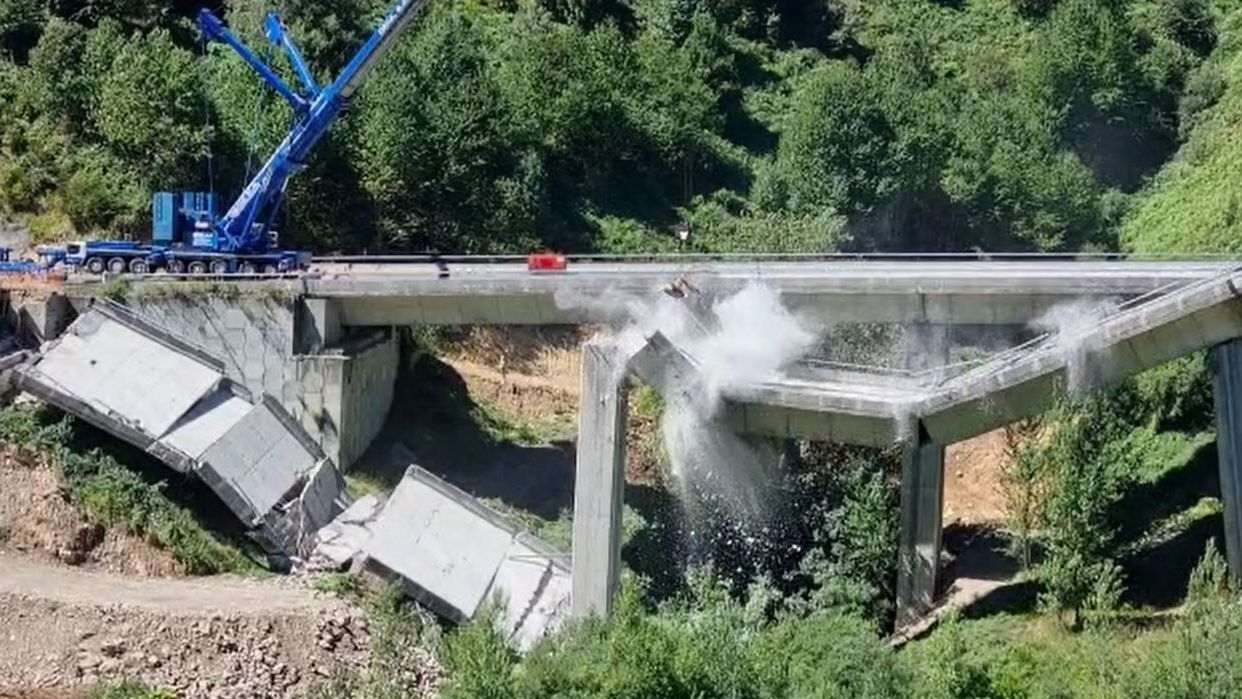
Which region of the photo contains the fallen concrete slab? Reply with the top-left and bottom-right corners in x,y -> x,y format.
14,301 -> 350,555
307,494 -> 383,571
315,465 -> 572,650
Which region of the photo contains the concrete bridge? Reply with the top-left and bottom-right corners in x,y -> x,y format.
12,254 -> 1242,627
60,256 -> 1234,331
572,266 -> 1242,623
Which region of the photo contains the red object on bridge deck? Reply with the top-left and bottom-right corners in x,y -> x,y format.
527,253 -> 568,272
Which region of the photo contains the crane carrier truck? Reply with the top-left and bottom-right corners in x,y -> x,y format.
65,0 -> 429,276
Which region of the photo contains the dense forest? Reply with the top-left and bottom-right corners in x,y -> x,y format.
0,0 -> 1237,256
9,2 -> 1242,698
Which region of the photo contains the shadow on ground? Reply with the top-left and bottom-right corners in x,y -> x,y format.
356,348 -> 576,519
1115,437 -> 1223,608
941,523 -> 1039,619
944,435 -> 1227,621
354,343 -> 689,593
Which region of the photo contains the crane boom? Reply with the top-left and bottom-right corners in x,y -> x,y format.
63,0 -> 431,276
205,0 -> 431,255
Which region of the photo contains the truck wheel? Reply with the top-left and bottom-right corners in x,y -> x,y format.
239,261 -> 258,274
129,258 -> 149,274
85,257 -> 105,275
107,257 -> 127,274
209,260 -> 229,275
167,259 -> 185,274
187,261 -> 208,275
262,264 -> 278,275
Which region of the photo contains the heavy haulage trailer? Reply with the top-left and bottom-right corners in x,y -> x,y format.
63,0 -> 430,276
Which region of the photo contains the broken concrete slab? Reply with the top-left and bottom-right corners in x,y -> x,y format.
29,308 -> 223,439
13,301 -> 351,556
261,458 -> 353,556
331,465 -> 572,650
308,494 -> 383,570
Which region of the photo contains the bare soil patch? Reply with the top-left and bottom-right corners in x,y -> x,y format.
944,429 -> 1010,525
0,452 -> 181,577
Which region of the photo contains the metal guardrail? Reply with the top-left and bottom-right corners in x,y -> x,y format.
311,251 -> 1242,265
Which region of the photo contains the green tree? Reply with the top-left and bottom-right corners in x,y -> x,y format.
1034,392 -> 1135,626
94,29 -> 208,192
761,61 -> 895,218
360,3 -> 540,253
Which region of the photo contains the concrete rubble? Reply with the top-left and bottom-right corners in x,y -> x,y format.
311,466 -> 572,651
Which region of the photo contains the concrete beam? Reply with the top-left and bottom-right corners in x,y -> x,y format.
1211,339 -> 1242,583
571,340 -> 629,618
896,429 -> 944,626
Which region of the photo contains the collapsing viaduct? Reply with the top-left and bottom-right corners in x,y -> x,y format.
6,257 -> 1242,629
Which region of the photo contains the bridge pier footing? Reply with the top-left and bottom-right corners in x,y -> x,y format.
571,340 -> 628,618
896,428 -> 945,626
1210,339 -> 1242,583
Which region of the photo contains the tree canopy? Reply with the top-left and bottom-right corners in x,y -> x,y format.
0,0 -> 1237,254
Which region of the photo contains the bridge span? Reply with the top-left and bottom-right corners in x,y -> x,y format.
31,253 -> 1242,628
572,265 -> 1242,625
63,256 -> 1239,330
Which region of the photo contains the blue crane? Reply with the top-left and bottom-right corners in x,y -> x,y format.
68,0 -> 430,275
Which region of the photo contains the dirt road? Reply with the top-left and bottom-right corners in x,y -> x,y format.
0,555 -> 368,699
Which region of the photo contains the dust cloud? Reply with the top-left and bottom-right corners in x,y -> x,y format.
558,282 -> 818,524
1029,298 -> 1120,392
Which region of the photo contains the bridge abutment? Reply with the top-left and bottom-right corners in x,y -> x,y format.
60,291 -> 397,470
1211,339 -> 1242,582
298,297 -> 343,354
571,340 -> 628,618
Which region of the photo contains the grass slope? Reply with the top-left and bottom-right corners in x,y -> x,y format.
1123,9 -> 1242,253
0,405 -> 261,575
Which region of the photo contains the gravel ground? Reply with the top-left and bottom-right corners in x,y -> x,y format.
0,556 -> 369,698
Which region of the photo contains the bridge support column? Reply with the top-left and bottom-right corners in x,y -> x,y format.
896,427 -> 944,626
571,341 -> 629,618
1210,340 -> 1242,583
297,298 -> 342,354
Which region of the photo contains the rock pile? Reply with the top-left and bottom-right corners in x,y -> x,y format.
1,593 -> 373,699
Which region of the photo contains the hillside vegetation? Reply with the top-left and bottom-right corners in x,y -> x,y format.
0,0 -> 1231,255
1123,6 -> 1242,252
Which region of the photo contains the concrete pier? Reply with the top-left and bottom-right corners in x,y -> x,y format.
896,427 -> 945,625
1211,339 -> 1242,583
570,341 -> 629,618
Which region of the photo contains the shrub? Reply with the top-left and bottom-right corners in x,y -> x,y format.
1186,537 -> 1233,607
751,611 -> 905,699
90,681 -> 176,699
